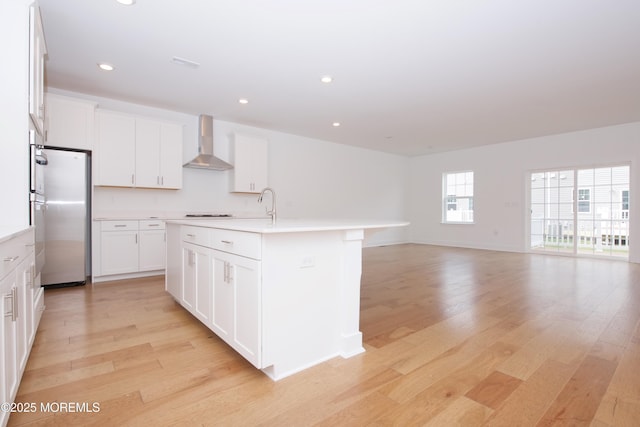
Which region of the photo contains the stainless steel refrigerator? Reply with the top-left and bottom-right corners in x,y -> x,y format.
41,148 -> 90,287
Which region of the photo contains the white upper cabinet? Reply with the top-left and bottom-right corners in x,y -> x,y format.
95,110 -> 183,189
45,94 -> 96,150
230,133 -> 268,193
135,119 -> 162,188
95,110 -> 136,187
135,119 -> 183,189
29,4 -> 47,136
159,122 -> 183,189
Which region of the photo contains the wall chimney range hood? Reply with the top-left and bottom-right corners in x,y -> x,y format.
183,115 -> 233,170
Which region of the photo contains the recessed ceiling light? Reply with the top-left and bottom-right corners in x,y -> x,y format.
332,122 -> 341,127
239,98 -> 249,105
97,63 -> 115,71
321,76 -> 333,83
116,0 -> 136,5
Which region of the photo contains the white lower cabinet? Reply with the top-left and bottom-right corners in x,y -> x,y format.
169,225 -> 262,369
165,223 -> 181,299
1,228 -> 40,427
100,229 -> 139,275
15,257 -> 32,373
211,250 -> 261,367
94,220 -> 166,282
1,271 -> 19,424
181,242 -> 211,324
139,220 -> 167,272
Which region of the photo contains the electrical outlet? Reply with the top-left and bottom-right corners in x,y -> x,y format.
301,256 -> 315,268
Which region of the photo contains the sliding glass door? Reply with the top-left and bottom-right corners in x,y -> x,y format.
530,165 -> 630,259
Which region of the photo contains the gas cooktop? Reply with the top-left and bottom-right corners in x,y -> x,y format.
185,213 -> 232,218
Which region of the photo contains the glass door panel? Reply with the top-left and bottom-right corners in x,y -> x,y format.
530,165 -> 629,259
530,170 -> 573,253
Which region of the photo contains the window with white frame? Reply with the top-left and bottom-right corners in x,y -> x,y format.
622,190 -> 629,219
443,171 -> 474,223
577,188 -> 591,213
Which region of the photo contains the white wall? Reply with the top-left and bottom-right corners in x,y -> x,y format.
49,90 -> 410,246
409,122 -> 640,263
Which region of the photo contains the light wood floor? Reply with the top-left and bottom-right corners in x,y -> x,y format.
9,244 -> 640,426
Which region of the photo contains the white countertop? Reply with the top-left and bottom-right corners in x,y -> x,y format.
0,226 -> 33,244
93,212 -> 262,221
166,218 -> 410,234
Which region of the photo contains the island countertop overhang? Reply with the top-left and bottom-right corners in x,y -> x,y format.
165,218 -> 409,234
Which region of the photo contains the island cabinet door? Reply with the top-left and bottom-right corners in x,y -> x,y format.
211,254 -> 232,340
181,242 -> 212,323
181,243 -> 198,312
211,250 -> 262,368
194,248 -> 212,325
231,255 -> 261,368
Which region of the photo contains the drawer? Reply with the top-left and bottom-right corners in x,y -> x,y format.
181,226 -> 211,247
101,220 -> 138,231
139,220 -> 165,230
1,228 -> 34,280
211,229 -> 261,260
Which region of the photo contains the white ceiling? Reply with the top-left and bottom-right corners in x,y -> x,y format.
38,0 -> 640,156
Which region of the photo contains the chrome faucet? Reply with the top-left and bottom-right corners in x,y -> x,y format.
258,187 -> 276,224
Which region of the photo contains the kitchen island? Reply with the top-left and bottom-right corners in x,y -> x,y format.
165,218 -> 408,380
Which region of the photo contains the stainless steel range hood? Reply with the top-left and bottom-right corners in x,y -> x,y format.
183,115 -> 233,170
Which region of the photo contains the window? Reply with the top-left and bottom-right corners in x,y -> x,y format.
577,188 -> 590,213
446,196 -> 457,211
443,171 -> 474,223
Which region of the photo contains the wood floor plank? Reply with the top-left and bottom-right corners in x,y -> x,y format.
379,315 -> 521,404
374,341 -> 518,424
465,370 -> 523,410
592,325 -> 640,427
536,355 -> 617,426
482,359 -> 578,426
8,244 -> 640,426
423,396 -> 493,426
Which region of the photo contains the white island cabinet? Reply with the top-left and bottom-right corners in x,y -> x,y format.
165,218 -> 408,380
